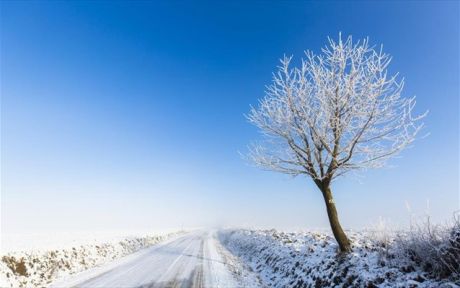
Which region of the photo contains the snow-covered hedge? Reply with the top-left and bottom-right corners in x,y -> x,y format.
219,228 -> 459,288
0,231 -> 183,288
391,216 -> 460,281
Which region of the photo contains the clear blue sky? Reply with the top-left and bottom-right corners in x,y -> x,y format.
1,1 -> 458,233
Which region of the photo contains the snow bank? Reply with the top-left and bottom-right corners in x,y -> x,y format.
219,229 -> 459,288
0,231 -> 183,288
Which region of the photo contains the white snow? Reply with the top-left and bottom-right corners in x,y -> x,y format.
0,230 -> 183,288
4,228 -> 457,287
1,229 -> 180,253
219,229 -> 460,288
50,230 -> 254,288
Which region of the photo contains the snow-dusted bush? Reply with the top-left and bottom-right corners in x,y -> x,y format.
220,229 -> 459,288
391,215 -> 460,281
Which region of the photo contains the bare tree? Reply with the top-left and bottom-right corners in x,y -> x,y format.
247,35 -> 427,253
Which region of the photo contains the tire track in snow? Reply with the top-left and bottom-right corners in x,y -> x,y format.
52,231 -> 242,288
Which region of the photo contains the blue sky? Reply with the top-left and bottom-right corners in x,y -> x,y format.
1,1 -> 458,233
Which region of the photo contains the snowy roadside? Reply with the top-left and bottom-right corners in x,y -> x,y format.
0,230 -> 185,288
51,230 -> 258,288
206,230 -> 261,287
219,229 -> 460,288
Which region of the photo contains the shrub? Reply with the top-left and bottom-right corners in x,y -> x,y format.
394,213 -> 460,280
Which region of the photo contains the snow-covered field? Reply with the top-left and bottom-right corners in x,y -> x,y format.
0,230 -> 184,288
2,227 -> 458,288
219,229 -> 460,288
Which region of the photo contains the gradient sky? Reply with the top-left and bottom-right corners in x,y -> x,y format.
1,1 -> 459,234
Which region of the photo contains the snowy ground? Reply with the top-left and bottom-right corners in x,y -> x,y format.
3,228 -> 458,287
1,230 -> 260,288
0,230 -> 183,288
51,230 -> 259,287
219,229 -> 460,288
1,229 -> 182,253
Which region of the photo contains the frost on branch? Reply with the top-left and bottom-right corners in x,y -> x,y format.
247,35 -> 427,181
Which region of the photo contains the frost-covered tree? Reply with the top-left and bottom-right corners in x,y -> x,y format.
247,35 -> 426,252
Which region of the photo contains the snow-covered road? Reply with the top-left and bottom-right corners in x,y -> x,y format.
51,231 -> 239,288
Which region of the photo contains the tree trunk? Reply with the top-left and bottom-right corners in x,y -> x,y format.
320,185 -> 352,253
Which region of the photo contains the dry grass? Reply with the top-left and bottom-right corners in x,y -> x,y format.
371,213 -> 460,281
395,214 -> 460,280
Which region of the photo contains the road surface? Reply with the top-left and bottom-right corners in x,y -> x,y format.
51,231 -> 240,288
